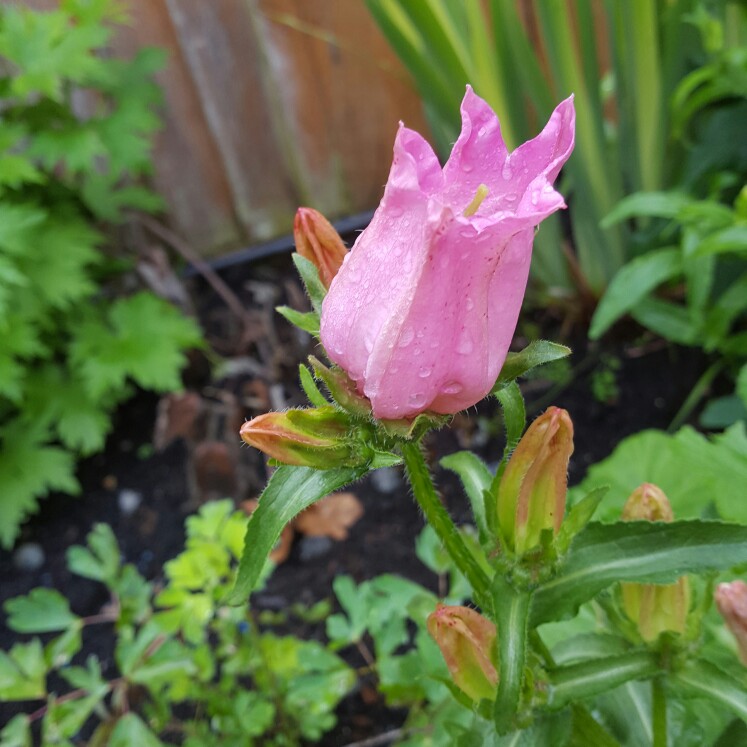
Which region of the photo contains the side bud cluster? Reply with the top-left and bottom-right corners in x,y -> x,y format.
620,484 -> 690,642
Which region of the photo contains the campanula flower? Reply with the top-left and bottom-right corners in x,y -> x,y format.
320,87 -> 575,419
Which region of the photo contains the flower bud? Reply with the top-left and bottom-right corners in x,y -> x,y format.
715,580 -> 747,665
294,207 -> 347,289
240,406 -> 357,469
496,407 -> 574,555
620,484 -> 690,641
427,604 -> 498,702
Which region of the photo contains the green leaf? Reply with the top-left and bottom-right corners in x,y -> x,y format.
601,191 -> 695,226
108,714 -> 164,747
532,520 -> 747,624
4,589 -> 79,633
276,305 -> 320,336
590,248 -> 683,339
227,465 -> 364,603
494,341 -> 572,389
66,523 -> 120,583
0,714 -> 31,747
547,651 -> 660,710
631,297 -> 697,345
0,640 -> 46,701
570,425 -> 747,523
440,451 -> 493,544
695,225 -> 747,257
738,365 -> 747,409
292,253 -> 326,313
674,659 -> 747,723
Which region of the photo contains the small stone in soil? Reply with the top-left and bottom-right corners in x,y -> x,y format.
13,542 -> 45,572
370,466 -> 403,495
118,489 -> 143,516
298,535 -> 334,562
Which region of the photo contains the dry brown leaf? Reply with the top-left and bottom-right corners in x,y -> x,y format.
295,492 -> 364,541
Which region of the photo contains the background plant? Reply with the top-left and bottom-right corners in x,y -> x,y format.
0,0 -> 202,546
0,500 -> 354,746
589,18 -> 747,428
365,0 -> 746,299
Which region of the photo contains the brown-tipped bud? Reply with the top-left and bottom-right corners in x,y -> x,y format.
294,207 -> 347,288
240,406 -> 357,469
427,604 -> 498,702
715,581 -> 747,665
496,407 -> 574,555
620,484 -> 690,641
622,483 -> 674,522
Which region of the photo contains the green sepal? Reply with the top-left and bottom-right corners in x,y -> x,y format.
555,486 -> 609,555
493,341 -> 572,392
379,411 -> 450,440
367,450 -> 403,469
292,253 -> 327,313
298,364 -> 328,407
226,465 -> 364,604
309,356 -> 371,417
276,305 -> 320,336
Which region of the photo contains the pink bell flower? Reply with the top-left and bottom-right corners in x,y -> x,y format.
320,86 -> 575,419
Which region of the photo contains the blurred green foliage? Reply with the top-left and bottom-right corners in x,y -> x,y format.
1,500 -> 354,746
0,0 -> 202,546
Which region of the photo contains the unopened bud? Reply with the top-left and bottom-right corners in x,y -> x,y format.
427,604 -> 498,702
620,484 -> 690,641
496,407 -> 574,555
294,207 -> 347,288
240,406 -> 357,469
715,581 -> 747,665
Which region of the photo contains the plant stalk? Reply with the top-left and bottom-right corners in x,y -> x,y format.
652,676 -> 667,747
401,441 -> 492,609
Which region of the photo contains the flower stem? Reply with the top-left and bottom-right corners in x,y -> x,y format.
492,576 -> 531,734
401,441 -> 492,609
652,677 -> 667,747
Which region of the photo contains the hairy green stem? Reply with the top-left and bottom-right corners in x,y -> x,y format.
401,442 -> 492,609
492,576 -> 531,734
652,676 -> 667,747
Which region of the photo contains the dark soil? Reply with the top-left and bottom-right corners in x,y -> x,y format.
0,251 -> 708,744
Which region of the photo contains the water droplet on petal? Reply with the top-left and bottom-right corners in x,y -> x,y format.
457,337 -> 474,354
398,326 -> 415,347
465,296 -> 474,311
442,381 -> 463,395
505,193 -> 517,203
478,126 -> 487,137
389,206 -> 403,218
462,162 -> 474,173
409,392 -> 427,408
460,228 -> 473,238
418,366 -> 432,378
531,190 -> 540,206
502,162 -> 513,180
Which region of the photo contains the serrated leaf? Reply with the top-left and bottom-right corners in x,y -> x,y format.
0,640 -> 46,700
590,248 -> 683,339
108,714 -> 164,747
66,523 -> 120,583
227,466 -> 364,603
4,589 -> 79,633
532,520 -> 747,625
0,713 -> 31,747
493,341 -> 572,389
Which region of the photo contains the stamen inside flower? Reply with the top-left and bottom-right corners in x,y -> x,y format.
462,184 -> 489,217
